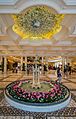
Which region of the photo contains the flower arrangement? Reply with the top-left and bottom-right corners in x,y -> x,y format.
12,6 -> 64,40
7,80 -> 67,103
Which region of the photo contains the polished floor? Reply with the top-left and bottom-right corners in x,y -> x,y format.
0,71 -> 76,119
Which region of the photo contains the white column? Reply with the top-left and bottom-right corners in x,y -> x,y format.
0,56 -> 2,73
42,56 -> 44,74
4,56 -> 7,73
0,56 -> 2,64
66,57 -> 72,65
25,56 -> 27,75
47,57 -> 49,71
46,56 -> 48,72
21,57 -> 23,71
62,57 -> 65,73
66,56 -> 71,64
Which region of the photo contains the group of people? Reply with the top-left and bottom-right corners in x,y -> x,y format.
64,63 -> 71,77
57,63 -> 71,83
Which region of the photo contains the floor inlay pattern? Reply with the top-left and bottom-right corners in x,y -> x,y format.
0,90 -> 76,117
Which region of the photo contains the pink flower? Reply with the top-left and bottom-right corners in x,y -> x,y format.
13,85 -> 18,89
45,95 -> 49,98
50,93 -> 55,97
51,89 -> 55,93
22,91 -> 26,94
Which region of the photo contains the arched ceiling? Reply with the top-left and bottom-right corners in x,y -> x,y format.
0,0 -> 76,59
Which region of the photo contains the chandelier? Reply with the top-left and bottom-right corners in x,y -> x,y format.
12,6 -> 64,40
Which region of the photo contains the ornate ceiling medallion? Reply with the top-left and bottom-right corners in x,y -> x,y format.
12,6 -> 64,40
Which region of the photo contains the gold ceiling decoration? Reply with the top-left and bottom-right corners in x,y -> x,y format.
12,6 -> 64,40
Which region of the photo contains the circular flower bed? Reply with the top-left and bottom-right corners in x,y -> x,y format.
5,80 -> 69,104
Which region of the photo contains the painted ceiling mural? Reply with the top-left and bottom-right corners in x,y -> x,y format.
12,6 -> 64,40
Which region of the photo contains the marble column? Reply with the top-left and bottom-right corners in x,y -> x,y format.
25,56 -> 27,75
42,56 -> 44,74
21,56 -> 23,71
0,56 -> 2,65
46,56 -> 48,72
0,56 -> 2,61
0,56 -> 2,72
4,56 -> 7,73
66,57 -> 72,65
62,57 -> 65,73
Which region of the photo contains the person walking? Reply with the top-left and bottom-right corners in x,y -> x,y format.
64,64 -> 68,79
67,63 -> 72,75
57,65 -> 62,83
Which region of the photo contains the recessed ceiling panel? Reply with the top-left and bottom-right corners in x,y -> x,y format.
12,6 -> 64,40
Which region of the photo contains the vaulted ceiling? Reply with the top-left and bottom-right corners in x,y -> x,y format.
0,0 -> 76,58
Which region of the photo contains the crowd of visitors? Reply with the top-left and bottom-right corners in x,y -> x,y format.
11,61 -> 72,84
64,63 -> 71,78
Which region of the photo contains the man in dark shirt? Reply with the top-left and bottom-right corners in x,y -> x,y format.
57,65 -> 62,83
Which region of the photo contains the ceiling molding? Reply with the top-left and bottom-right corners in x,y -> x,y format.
0,0 -> 76,14
63,0 -> 76,5
0,0 -> 19,5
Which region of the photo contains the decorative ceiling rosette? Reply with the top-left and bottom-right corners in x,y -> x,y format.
12,6 -> 64,40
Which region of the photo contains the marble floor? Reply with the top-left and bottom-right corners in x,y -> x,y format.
0,71 -> 76,119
